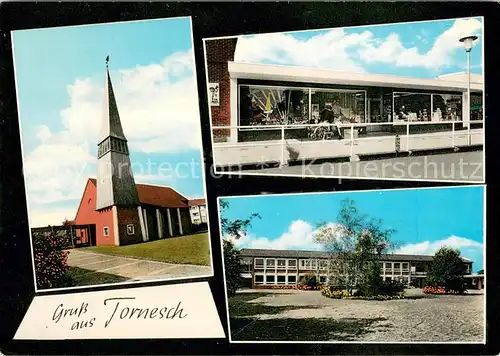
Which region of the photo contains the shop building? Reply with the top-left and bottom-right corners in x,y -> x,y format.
205,39 -> 484,167
238,248 -> 480,289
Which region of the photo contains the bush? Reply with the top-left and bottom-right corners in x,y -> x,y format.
223,240 -> 242,296
380,280 -> 405,296
32,231 -> 72,289
299,272 -> 319,288
321,285 -> 405,300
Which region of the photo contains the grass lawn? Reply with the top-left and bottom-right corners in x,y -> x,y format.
82,232 -> 210,266
65,267 -> 130,287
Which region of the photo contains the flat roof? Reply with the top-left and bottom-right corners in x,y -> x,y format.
228,62 -> 483,93
239,248 -> 472,263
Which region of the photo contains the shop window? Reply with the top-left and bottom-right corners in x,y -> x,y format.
393,92 -> 432,122
255,275 -> 264,284
288,275 -> 297,284
311,89 -> 366,124
470,93 -> 483,121
432,94 -> 462,121
239,85 -> 309,126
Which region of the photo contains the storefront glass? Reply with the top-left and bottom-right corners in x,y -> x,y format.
238,85 -> 366,126
393,93 -> 432,122
432,94 -> 462,121
239,85 -> 309,126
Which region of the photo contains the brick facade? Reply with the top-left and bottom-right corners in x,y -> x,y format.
117,207 -> 143,245
205,38 -> 237,141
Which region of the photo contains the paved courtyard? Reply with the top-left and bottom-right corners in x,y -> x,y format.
229,289 -> 484,342
67,249 -> 212,282
246,150 -> 484,182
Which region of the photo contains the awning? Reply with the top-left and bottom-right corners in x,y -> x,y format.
471,104 -> 482,110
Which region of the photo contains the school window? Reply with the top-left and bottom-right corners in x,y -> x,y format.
319,276 -> 327,283
288,275 -> 297,284
402,262 -> 409,271
266,259 -> 276,268
103,226 -> 110,236
288,259 -> 297,268
277,259 -> 286,268
266,275 -> 275,284
311,259 -> 318,269
126,224 -> 134,235
385,262 -> 392,270
255,258 -> 264,268
255,275 -> 264,284
277,275 -> 286,284
319,260 -> 328,269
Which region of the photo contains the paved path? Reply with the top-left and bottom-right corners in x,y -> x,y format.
233,289 -> 484,342
246,150 -> 484,182
67,249 -> 211,281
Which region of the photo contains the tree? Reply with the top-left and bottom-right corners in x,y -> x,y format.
313,198 -> 398,296
220,199 -> 260,296
425,246 -> 467,293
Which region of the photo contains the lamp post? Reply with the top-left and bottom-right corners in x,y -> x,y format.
459,35 -> 478,129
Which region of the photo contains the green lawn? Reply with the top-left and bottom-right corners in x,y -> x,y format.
82,232 -> 211,266
65,267 -> 130,286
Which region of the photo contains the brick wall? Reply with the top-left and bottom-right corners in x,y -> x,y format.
205,38 -> 238,142
117,207 -> 143,245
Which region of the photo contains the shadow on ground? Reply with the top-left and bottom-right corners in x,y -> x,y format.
229,292 -> 321,317
230,316 -> 389,341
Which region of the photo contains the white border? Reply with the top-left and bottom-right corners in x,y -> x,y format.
217,184 -> 486,344
11,16 -> 215,294
202,16 -> 485,184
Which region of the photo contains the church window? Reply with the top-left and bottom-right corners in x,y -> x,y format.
103,226 -> 110,236
126,224 -> 135,235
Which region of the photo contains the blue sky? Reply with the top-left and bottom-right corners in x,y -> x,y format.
221,186 -> 485,272
235,17 -> 483,79
12,17 -> 204,226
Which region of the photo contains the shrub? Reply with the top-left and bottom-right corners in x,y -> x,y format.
223,240 -> 242,296
299,272 -> 319,288
32,231 -> 72,289
321,285 -> 405,300
380,280 -> 405,296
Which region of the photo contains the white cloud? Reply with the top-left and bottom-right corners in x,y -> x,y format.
234,18 -> 482,72
395,235 -> 483,258
228,220 -> 325,251
29,207 -> 77,227
358,18 -> 482,69
22,49 -> 201,223
234,30 -> 369,72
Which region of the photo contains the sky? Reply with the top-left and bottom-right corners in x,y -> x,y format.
234,17 -> 483,78
220,186 -> 485,273
12,17 -> 205,227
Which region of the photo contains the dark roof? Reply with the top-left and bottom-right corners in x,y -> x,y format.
189,198 -> 206,207
88,178 -> 188,208
239,248 -> 472,263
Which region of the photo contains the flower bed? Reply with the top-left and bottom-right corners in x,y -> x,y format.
423,286 -> 463,295
320,285 -> 405,300
262,284 -> 323,291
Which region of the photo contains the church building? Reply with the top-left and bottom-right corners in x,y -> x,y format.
73,59 -> 202,246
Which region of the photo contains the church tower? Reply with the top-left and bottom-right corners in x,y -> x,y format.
96,56 -> 145,245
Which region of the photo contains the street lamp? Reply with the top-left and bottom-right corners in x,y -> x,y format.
459,34 -> 478,130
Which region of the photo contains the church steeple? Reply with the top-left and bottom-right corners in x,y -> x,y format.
96,56 -> 140,211
98,57 -> 127,147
